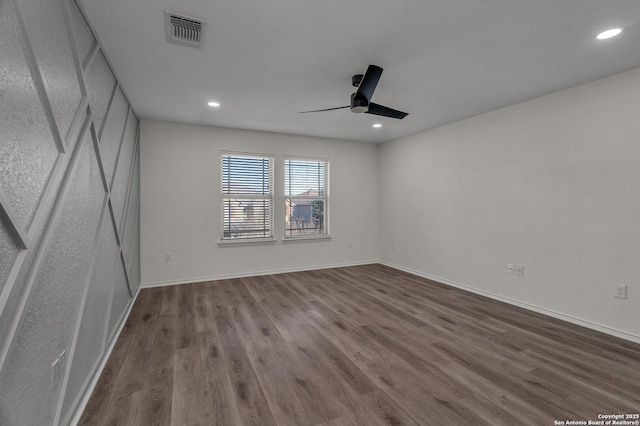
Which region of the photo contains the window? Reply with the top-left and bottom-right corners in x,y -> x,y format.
285,157 -> 329,237
221,153 -> 274,241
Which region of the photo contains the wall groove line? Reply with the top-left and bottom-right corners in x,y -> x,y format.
106,200 -> 122,247
62,98 -> 89,154
98,82 -> 119,140
63,0 -> 89,100
81,41 -> 99,73
107,105 -> 131,190
121,252 -> 134,298
119,139 -> 139,242
101,248 -> 117,350
90,120 -> 109,194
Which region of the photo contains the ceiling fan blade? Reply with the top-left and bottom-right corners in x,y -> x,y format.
299,106 -> 350,113
354,65 -> 383,104
366,103 -> 409,119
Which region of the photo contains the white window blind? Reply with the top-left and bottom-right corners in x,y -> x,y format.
221,153 -> 274,240
284,157 -> 329,237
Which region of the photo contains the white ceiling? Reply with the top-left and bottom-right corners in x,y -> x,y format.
78,0 -> 640,143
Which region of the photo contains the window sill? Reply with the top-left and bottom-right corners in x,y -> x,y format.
218,237 -> 276,246
283,235 -> 331,242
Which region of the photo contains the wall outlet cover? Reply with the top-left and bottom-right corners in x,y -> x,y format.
51,358 -> 60,389
614,283 -> 627,299
515,265 -> 524,276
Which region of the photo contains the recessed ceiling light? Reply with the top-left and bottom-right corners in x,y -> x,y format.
597,28 -> 622,40
373,123 -> 382,128
207,101 -> 220,107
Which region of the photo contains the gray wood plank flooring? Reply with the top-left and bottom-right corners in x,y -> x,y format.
80,264 -> 640,425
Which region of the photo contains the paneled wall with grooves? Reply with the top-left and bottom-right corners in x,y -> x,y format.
0,0 -> 141,424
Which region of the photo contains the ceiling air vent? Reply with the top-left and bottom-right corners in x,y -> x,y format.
165,11 -> 205,48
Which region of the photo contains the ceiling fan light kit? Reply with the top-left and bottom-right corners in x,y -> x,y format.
300,65 -> 409,119
350,93 -> 369,113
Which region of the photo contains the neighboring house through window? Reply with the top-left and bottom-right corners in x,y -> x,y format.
285,157 -> 329,237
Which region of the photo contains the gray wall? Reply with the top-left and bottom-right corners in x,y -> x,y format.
140,121 -> 379,286
0,0 -> 140,424
379,67 -> 640,343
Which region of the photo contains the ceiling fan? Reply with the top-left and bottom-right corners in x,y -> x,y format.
300,65 -> 409,119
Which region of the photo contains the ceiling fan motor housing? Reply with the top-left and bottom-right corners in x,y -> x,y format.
350,92 -> 369,113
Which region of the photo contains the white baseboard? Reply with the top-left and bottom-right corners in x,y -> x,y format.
68,288 -> 140,426
380,261 -> 640,345
141,260 -> 378,288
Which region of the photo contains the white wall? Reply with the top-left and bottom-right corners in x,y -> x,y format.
141,67 -> 640,343
140,121 -> 379,286
379,67 -> 640,342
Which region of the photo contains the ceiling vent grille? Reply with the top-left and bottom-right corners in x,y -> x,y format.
165,11 -> 205,48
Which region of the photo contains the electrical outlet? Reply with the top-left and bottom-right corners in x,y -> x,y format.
51,349 -> 67,388
59,350 -> 66,372
165,252 -> 172,262
507,264 -> 514,274
51,358 -> 60,389
614,283 -> 627,299
515,265 -> 524,276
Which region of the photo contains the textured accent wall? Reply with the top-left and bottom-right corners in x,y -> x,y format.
0,0 -> 140,424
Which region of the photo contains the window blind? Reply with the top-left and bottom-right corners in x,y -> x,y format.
221,153 -> 274,240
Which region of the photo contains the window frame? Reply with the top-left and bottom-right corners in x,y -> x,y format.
219,151 -> 275,243
283,156 -> 330,240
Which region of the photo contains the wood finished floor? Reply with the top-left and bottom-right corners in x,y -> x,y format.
80,264 -> 640,426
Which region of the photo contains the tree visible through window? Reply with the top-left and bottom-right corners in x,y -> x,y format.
221,153 -> 274,240
285,158 -> 329,237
